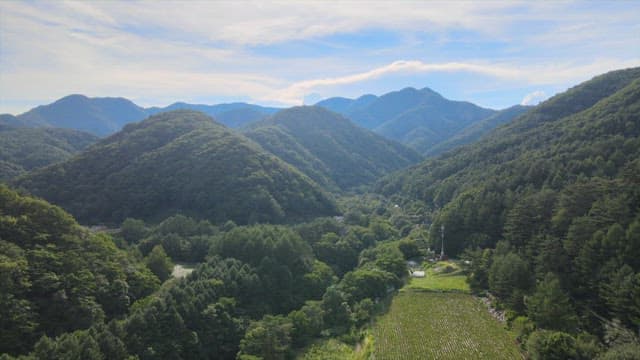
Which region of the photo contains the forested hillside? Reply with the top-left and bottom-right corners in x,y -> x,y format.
378,67 -> 640,357
245,106 -> 422,191
424,104 -> 531,156
15,110 -> 337,225
1,184 -> 412,359
0,185 -> 160,356
0,126 -> 99,181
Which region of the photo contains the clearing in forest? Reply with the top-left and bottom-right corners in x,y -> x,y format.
372,261 -> 522,359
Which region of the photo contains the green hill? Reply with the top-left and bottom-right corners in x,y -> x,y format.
377,67 -> 640,340
379,67 -> 640,253
0,185 -> 160,355
244,106 -> 422,191
424,104 -> 531,156
0,126 -> 99,181
15,110 -> 337,225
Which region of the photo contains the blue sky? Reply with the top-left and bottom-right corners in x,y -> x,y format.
1,1 -> 639,114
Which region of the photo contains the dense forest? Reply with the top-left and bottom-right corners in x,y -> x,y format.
14,110 -> 337,225
378,67 -> 640,357
245,106 -> 422,191
1,67 -> 639,359
1,186 -> 410,359
0,126 -> 98,181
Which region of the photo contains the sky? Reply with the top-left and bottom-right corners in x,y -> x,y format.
1,1 -> 639,114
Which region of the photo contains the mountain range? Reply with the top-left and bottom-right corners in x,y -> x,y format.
14,110 -> 338,225
316,87 -> 526,154
378,66 -> 640,255
244,106 -> 422,191
0,95 -> 280,136
2,87 -> 526,156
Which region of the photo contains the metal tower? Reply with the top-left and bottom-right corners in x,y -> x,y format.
440,224 -> 445,258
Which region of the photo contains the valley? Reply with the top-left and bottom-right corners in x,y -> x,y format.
1,67 -> 639,360
372,262 -> 524,359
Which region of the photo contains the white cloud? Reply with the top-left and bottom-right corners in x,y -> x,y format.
267,60 -> 520,104
520,91 -> 547,106
265,59 -> 640,105
0,1 -> 639,113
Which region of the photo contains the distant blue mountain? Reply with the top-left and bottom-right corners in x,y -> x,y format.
1,95 -> 282,136
147,102 -> 281,128
3,95 -> 148,136
316,87 -> 525,155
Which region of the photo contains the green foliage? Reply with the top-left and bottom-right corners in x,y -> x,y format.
15,110 -> 337,225
426,105 -> 531,156
489,252 -> 533,312
598,342 -> 640,360
210,224 -> 316,313
0,185 -> 159,356
300,339 -> 355,360
526,330 -> 578,360
398,238 -> 421,259
378,67 -> 640,347
245,106 -> 421,190
238,315 -> 294,360
0,126 -> 98,181
144,245 -> 174,282
526,272 -> 578,332
136,214 -> 218,262
119,218 -> 148,244
287,301 -> 324,346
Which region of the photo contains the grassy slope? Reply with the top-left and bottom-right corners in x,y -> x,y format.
405,261 -> 470,292
372,261 -> 522,359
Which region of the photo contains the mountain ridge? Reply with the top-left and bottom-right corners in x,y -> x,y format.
15,110 -> 338,225
315,87 -> 521,155
244,106 -> 422,191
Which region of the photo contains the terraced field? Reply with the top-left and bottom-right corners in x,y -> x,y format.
372,261 -> 523,359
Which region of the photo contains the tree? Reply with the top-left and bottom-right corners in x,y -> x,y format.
238,315 -> 293,360
288,301 -> 324,347
321,286 -> 353,332
526,330 -> 577,360
526,272 -> 578,332
398,238 -> 421,259
119,218 -> 147,244
489,252 -> 532,312
145,245 -> 173,282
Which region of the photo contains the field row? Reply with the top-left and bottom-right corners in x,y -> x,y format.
372,291 -> 523,359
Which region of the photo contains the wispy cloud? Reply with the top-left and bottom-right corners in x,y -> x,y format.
520,91 -> 547,106
0,1 -> 639,113
268,59 -> 640,105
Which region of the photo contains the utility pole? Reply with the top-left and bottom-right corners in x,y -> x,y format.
440,224 -> 445,259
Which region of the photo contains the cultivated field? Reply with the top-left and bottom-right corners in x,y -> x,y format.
372,292 -> 522,359
405,261 -> 470,293
372,261 -> 522,359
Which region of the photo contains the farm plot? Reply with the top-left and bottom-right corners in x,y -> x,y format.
372,292 -> 522,359
405,260 -> 470,292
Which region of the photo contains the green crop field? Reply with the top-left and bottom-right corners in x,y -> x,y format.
405,260 -> 470,292
372,292 -> 522,359
372,261 -> 522,359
